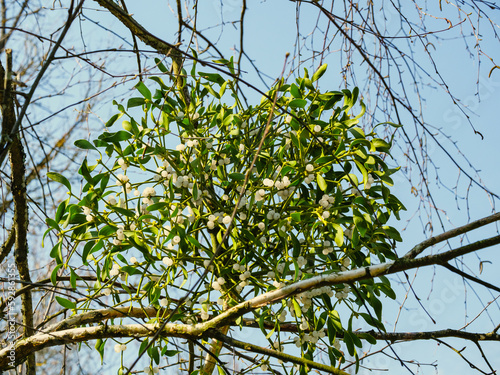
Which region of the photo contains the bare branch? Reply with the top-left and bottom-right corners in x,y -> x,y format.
403,212 -> 500,259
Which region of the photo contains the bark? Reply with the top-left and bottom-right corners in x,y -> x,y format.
1,48 -> 35,374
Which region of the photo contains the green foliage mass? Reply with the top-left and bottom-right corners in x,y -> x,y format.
46,60 -> 405,373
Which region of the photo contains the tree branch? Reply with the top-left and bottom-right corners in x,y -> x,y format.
209,330 -> 350,375
43,306 -> 169,333
1,48 -> 35,374
2,306 -> 499,370
0,225 -> 14,263
238,320 -> 500,341
403,212 -> 500,259
0,322 -> 202,369
392,235 -> 500,272
2,216 -> 499,369
441,263 -> 500,293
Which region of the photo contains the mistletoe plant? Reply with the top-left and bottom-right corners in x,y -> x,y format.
44,59 -> 404,374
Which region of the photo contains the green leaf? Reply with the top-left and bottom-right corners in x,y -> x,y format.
50,242 -> 63,264
54,199 -> 66,223
139,338 -> 149,357
127,97 -> 146,108
344,331 -> 356,356
289,99 -> 307,108
186,236 -> 202,248
348,127 -> 365,138
371,138 -> 391,152
121,266 -> 141,276
291,212 -> 301,222
192,182 -> 199,200
312,63 -> 328,82
78,158 -> 94,185
292,258 -> 300,282
326,320 -> 336,346
316,155 -> 336,164
74,139 -> 98,151
290,84 -> 302,98
257,314 -> 267,336
265,326 -> 276,339
47,172 -> 71,192
229,172 -> 245,181
354,160 -> 368,184
51,264 -> 62,286
162,349 -> 181,357
213,58 -> 235,75
100,131 -> 132,143
382,226 -> 402,242
82,240 -> 96,265
291,232 -> 301,258
98,225 -> 117,237
292,298 -> 302,318
122,120 -> 137,133
330,310 -> 342,331
70,268 -> 77,290
317,174 -> 327,191
219,80 -> 228,97
200,72 -> 225,85
155,58 -> 168,73
369,294 -> 383,321
379,173 -> 394,186
135,81 -> 152,101
55,296 -> 76,310
359,312 -> 385,331
105,113 -> 121,127
331,224 -> 344,247
359,332 -> 377,345
146,202 -> 169,212
378,283 -> 396,299
202,83 -> 220,99
95,338 -> 105,365
46,217 -> 61,232
353,210 -> 368,237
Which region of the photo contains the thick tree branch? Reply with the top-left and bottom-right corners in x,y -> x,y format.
43,306 -> 169,333
2,306 -> 499,370
1,48 -> 35,374
92,0 -> 178,56
391,234 -> 500,273
403,212 -> 500,259
0,323 -> 202,369
32,306 -> 500,343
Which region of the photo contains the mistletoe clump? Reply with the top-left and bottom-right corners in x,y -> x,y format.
46,59 -> 404,374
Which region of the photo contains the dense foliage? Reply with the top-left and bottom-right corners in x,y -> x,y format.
46,61 -> 404,373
